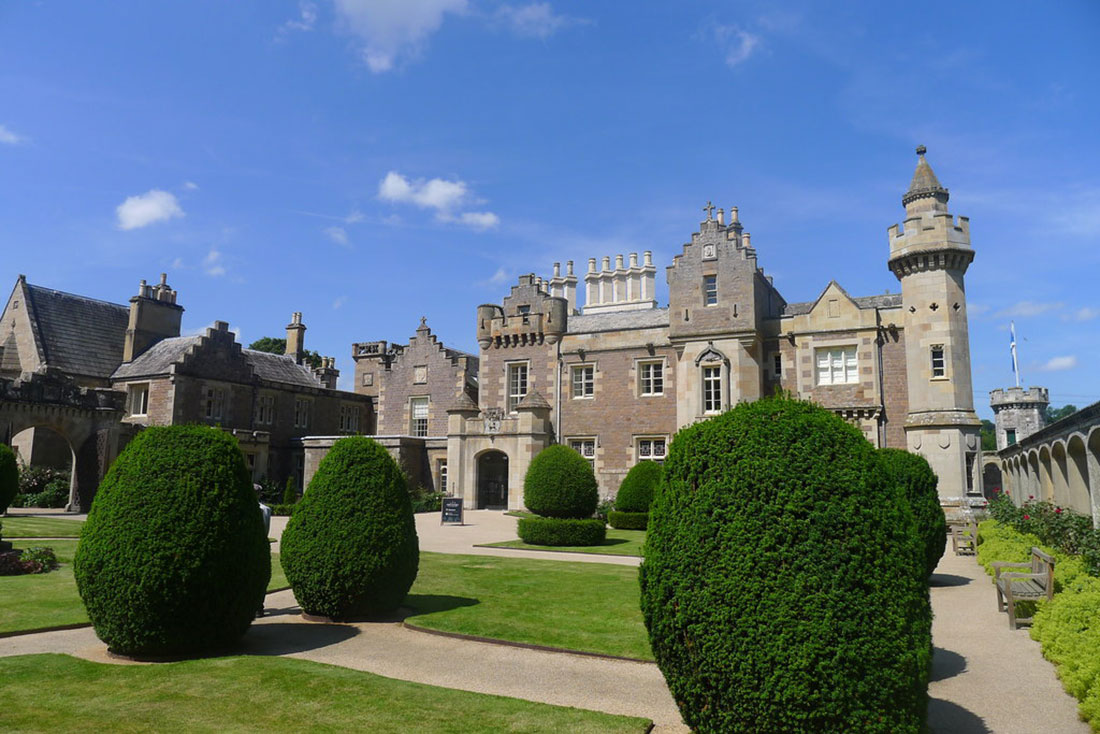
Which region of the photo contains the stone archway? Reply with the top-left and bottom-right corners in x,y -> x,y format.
476,450 -> 509,510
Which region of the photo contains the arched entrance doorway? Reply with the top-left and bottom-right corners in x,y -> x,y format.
477,451 -> 508,510
982,460 -> 1003,501
9,426 -> 74,508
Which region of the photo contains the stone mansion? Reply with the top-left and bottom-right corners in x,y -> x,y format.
347,148 -> 984,511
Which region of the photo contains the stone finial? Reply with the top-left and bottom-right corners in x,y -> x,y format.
419,316 -> 428,328
916,144 -> 927,157
730,206 -> 739,223
703,200 -> 715,220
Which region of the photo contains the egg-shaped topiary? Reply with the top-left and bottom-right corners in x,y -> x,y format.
74,425 -> 270,657
878,448 -> 947,580
0,443 -> 18,515
640,397 -> 931,734
280,436 -> 419,620
523,444 -> 598,519
615,460 -> 663,513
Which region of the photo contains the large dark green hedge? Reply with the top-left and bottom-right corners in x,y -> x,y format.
523,445 -> 598,519
74,425 -> 270,657
640,397 -> 931,734
517,516 -> 606,546
616,461 -> 662,513
878,448 -> 947,579
280,437 -> 419,620
0,443 -> 18,515
607,510 -> 648,530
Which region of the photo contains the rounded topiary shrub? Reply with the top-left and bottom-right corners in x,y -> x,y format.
616,460 -> 662,513
0,443 -> 18,515
879,447 -> 947,579
74,425 -> 270,657
607,510 -> 648,530
517,516 -> 606,546
280,436 -> 419,620
523,444 -> 598,519
640,397 -> 931,734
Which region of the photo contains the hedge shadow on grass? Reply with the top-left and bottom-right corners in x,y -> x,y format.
404,594 -> 480,617
929,647 -> 967,682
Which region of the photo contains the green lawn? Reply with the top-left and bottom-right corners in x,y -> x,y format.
1,516 -> 84,538
405,552 -> 651,660
0,540 -> 288,636
0,654 -> 649,734
481,527 -> 646,557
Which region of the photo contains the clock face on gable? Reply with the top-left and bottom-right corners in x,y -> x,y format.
702,243 -> 717,260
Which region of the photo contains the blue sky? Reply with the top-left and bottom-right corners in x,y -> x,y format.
2,1 -> 1097,417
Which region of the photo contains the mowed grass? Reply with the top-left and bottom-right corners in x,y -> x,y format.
0,540 -> 288,636
482,527 -> 646,557
1,516 -> 84,538
405,552 -> 652,660
0,654 -> 649,734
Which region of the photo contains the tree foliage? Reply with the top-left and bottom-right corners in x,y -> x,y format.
640,397 -> 931,733
878,448 -> 947,579
248,336 -> 322,369
74,425 -> 270,657
0,444 -> 18,515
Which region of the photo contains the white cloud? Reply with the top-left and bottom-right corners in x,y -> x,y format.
278,1 -> 317,36
0,124 -> 26,145
995,300 -> 1064,318
345,209 -> 365,224
324,225 -> 350,246
486,267 -> 509,285
494,3 -> 583,38
203,249 -> 226,277
183,181 -> 199,191
332,296 -> 348,310
967,302 -> 991,316
714,25 -> 761,67
1070,307 -> 1100,322
459,211 -> 500,230
333,0 -> 468,73
171,257 -> 185,270
1039,355 -> 1078,372
116,189 -> 185,230
379,170 -> 499,229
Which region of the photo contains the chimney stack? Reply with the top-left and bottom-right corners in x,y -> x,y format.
286,312 -> 306,364
124,274 -> 183,362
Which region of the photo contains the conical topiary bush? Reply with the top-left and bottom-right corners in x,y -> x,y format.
74,425 -> 270,657
280,436 -> 419,620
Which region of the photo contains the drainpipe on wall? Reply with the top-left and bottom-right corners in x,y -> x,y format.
555,340 -> 563,443
875,307 -> 887,448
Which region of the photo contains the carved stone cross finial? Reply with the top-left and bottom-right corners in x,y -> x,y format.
703,201 -> 715,220
420,316 -> 427,327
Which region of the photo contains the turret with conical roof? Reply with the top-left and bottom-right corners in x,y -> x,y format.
888,147 -> 982,501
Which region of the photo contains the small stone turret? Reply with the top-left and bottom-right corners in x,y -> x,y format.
990,387 -> 1049,451
478,274 -> 567,349
123,273 -> 183,362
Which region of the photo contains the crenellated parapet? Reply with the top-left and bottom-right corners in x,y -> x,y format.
476,274 -> 567,349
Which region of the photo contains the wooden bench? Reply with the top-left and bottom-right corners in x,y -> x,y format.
992,547 -> 1055,629
951,519 -> 977,555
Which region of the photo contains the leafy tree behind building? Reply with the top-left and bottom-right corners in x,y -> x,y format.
248,337 -> 323,369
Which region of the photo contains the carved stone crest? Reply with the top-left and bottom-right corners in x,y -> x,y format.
484,407 -> 505,434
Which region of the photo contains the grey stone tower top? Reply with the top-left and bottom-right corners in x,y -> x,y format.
990,386 -> 1049,451
903,145 -> 950,210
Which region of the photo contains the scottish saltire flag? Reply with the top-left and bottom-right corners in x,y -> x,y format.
1010,321 -> 1020,387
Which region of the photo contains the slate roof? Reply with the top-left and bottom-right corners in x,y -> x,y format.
567,307 -> 670,334
781,293 -> 902,316
24,283 -> 129,379
112,336 -> 322,388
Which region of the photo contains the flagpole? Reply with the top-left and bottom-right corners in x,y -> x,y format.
1011,321 -> 1021,388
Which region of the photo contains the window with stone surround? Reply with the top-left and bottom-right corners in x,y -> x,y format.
815,346 -> 858,386
773,353 -> 782,378
128,384 -> 149,416
410,397 -> 429,437
1006,428 -> 1017,446
340,404 -> 360,433
205,386 -> 225,421
256,394 -> 275,425
569,437 -> 596,467
702,365 -> 722,413
639,361 -> 664,396
931,345 -> 946,379
507,362 -> 528,413
438,460 -> 448,494
293,398 -> 311,429
636,436 -> 668,463
703,274 -> 718,306
572,365 -> 594,399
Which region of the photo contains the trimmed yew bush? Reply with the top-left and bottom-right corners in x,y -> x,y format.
616,460 -> 662,513
74,425 -> 270,657
0,443 -> 18,515
640,397 -> 931,734
607,510 -> 648,530
280,436 -> 419,620
878,448 -> 947,579
523,444 -> 598,519
517,516 -> 606,546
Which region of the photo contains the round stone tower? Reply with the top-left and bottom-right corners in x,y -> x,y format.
888,146 -> 983,499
